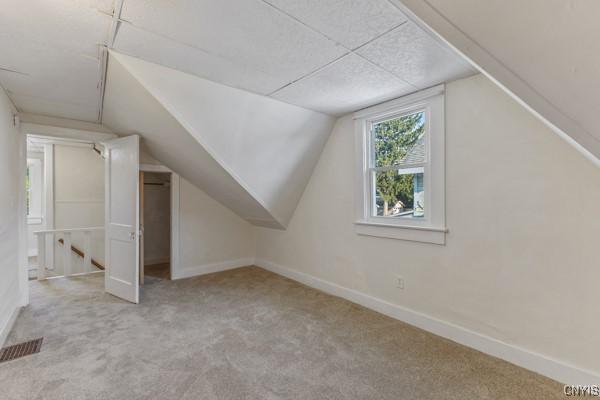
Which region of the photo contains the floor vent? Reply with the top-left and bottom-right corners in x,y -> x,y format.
0,338 -> 43,363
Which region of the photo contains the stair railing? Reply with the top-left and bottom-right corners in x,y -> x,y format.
33,227 -> 104,280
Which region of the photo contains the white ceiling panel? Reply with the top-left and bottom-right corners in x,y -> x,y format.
0,0 -> 112,57
357,22 -> 475,90
0,39 -> 101,107
120,0 -> 347,86
271,53 -> 415,115
9,93 -> 99,122
113,23 -> 287,95
263,0 -> 408,49
0,0 -> 112,122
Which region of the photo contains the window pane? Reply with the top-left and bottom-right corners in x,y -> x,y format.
373,168 -> 424,218
373,111 -> 425,167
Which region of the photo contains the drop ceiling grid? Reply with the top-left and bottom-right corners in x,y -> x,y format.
355,21 -> 475,90
115,0 -> 471,116
270,53 -> 416,116
252,0 -> 474,113
0,0 -> 477,121
259,0 -> 409,50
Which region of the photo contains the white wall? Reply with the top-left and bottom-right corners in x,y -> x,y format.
53,144 -> 105,275
254,74 -> 600,382
173,177 -> 256,279
0,87 -> 27,346
140,147 -> 256,278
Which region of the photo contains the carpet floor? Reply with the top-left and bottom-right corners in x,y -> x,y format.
1,266 -> 563,399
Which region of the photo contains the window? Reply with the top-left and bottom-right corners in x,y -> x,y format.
354,85 -> 446,244
26,158 -> 43,224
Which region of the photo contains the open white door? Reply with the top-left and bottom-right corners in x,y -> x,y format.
104,135 -> 140,303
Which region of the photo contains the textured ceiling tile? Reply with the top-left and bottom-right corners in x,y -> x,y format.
113,23 -> 287,95
0,39 -> 100,107
10,93 -> 99,122
120,0 -> 347,85
263,0 -> 408,49
271,53 -> 415,115
356,22 -> 475,89
0,0 -> 110,121
0,0 -> 112,56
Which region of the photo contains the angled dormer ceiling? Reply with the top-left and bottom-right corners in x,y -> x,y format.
111,0 -> 474,115
98,0 -> 474,230
102,51 -> 335,229
0,0 -> 473,119
2,0 -> 598,169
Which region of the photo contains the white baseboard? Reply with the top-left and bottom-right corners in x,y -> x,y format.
172,258 -> 254,280
0,305 -> 21,348
255,258 -> 599,385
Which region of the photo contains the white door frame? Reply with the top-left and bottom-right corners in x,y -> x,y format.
139,164 -> 180,279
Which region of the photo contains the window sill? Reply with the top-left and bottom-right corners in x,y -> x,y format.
354,221 -> 447,245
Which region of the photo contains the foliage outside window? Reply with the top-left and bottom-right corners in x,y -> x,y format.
372,112 -> 425,218
354,85 -> 446,244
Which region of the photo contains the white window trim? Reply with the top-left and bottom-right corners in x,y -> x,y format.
26,157 -> 44,225
354,85 -> 447,245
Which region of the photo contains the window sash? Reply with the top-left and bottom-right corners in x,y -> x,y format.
368,108 -> 429,172
369,162 -> 426,173
367,108 -> 430,221
368,165 -> 430,222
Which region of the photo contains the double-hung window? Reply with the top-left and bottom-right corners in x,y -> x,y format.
354,85 -> 446,244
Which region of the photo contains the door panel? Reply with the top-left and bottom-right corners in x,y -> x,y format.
104,135 -> 140,303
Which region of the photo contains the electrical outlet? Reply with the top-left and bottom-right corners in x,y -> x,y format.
396,276 -> 405,289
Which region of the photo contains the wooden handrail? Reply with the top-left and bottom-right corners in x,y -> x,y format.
58,238 -> 105,270
34,227 -> 103,234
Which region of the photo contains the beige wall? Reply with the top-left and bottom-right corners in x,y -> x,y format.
176,177 -> 255,277
255,74 -> 600,376
140,147 -> 256,277
0,87 -> 26,345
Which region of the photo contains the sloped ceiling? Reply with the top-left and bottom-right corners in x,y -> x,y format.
392,0 -> 600,165
1,0 -> 473,120
0,0 -> 112,121
112,0 -> 474,116
103,51 -> 335,228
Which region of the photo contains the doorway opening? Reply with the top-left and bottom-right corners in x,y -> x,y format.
25,135 -> 106,281
140,171 -> 172,283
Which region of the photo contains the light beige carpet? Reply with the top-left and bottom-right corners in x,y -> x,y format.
1,266 -> 563,399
